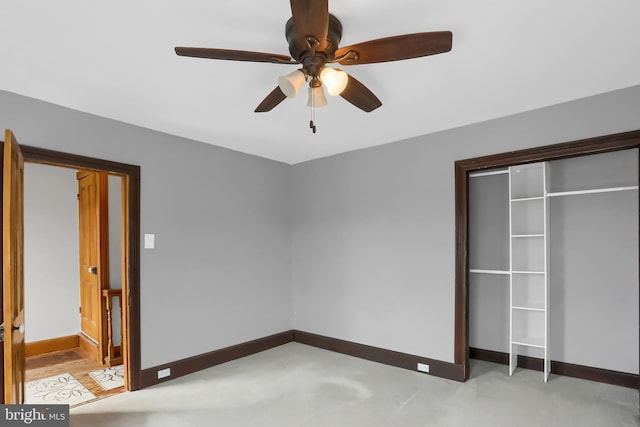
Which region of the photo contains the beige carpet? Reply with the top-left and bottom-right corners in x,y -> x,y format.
70,343 -> 638,427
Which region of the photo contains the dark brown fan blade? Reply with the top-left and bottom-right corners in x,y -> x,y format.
340,74 -> 382,113
335,31 -> 452,65
290,0 -> 329,51
255,87 -> 288,112
175,47 -> 293,64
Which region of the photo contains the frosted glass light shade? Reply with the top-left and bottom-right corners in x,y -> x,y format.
307,86 -> 328,108
320,67 -> 348,96
278,70 -> 306,98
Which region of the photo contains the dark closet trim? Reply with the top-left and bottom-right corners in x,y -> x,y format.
454,130 -> 640,389
21,145 -> 142,391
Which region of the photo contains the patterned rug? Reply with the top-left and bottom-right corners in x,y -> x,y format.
26,373 -> 96,406
89,364 -> 125,391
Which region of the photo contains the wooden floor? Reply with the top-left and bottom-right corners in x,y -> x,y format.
26,349 -> 125,403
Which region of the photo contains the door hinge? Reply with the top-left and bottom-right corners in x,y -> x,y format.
77,193 -> 80,200
0,323 -> 4,343
79,306 -> 82,314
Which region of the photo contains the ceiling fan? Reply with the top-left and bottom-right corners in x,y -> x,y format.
175,0 -> 452,118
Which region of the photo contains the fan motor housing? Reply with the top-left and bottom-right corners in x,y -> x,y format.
285,14 -> 343,62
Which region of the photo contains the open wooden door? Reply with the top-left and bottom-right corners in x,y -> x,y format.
2,129 -> 26,404
77,170 -> 109,365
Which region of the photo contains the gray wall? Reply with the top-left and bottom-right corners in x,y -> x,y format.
292,85 -> 640,364
469,173 -> 509,271
468,173 -> 510,355
4,84 -> 640,374
24,163 -> 80,342
1,90 -> 293,369
550,151 -> 638,373
469,150 -> 638,373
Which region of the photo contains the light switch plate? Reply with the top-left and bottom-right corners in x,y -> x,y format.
144,234 -> 155,249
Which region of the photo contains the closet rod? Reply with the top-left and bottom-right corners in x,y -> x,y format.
468,169 -> 509,178
469,269 -> 510,275
547,185 -> 638,198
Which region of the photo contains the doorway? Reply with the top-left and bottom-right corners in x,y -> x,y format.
9,144 -> 141,400
24,164 -> 128,404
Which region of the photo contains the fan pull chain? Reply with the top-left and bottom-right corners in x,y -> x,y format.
309,89 -> 317,134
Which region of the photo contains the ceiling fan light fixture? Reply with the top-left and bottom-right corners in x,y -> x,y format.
278,70 -> 306,98
307,86 -> 328,109
320,67 -> 348,96
176,8 -> 452,114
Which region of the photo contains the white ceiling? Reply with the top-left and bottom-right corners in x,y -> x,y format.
2,1 -> 640,164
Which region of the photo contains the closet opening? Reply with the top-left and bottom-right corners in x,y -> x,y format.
454,130 -> 640,395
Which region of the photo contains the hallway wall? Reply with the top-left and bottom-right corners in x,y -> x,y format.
24,163 -> 79,342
